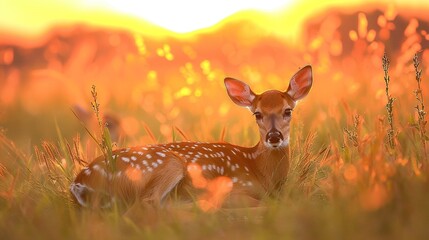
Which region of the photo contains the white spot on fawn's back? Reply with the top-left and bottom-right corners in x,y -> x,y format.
84,168 -> 91,176
92,164 -> 107,177
156,152 -> 166,158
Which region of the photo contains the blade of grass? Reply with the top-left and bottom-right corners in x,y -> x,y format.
174,126 -> 190,141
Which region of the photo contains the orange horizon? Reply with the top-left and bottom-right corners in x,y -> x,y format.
1,0 -> 429,47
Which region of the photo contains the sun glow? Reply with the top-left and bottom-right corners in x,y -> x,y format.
2,0 -> 429,42
0,0 -> 295,38
2,0 -> 429,227
84,0 -> 294,33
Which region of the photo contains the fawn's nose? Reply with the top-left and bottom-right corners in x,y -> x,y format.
266,130 -> 283,146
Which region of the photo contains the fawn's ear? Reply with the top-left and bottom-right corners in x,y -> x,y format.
224,77 -> 256,107
286,65 -> 313,101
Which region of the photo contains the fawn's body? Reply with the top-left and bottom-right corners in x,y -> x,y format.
71,66 -> 313,209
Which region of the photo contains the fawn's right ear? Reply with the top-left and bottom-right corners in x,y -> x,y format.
286,65 -> 313,102
224,77 -> 256,108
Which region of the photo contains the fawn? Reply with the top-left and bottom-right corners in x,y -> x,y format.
70,65 -> 313,209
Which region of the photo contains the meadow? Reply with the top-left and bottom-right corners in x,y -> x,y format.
1,5 -> 429,240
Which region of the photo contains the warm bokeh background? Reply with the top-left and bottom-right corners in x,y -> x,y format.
1,1 -> 429,239
1,1 -> 428,150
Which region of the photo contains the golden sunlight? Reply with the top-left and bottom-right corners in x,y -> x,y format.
2,0 -> 429,237
2,0 -> 427,39
83,0 -> 294,33
0,0 -> 294,37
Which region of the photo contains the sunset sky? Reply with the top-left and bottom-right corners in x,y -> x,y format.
2,0 -> 428,38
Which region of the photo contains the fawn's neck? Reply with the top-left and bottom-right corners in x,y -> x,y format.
246,142 -> 290,193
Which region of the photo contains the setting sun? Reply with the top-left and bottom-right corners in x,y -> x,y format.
1,0 -> 295,37
83,0 -> 294,33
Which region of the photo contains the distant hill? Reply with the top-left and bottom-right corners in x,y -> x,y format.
1,6 -> 428,72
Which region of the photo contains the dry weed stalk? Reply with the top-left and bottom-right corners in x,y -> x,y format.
91,85 -> 115,172
66,135 -> 88,168
382,52 -> 396,150
412,52 -> 428,162
34,141 -> 72,194
344,114 -> 361,148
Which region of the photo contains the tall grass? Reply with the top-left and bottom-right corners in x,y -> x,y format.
1,51 -> 429,240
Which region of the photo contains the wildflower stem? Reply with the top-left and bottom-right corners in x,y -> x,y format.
90,85 -> 115,172
413,52 -> 428,163
382,52 -> 395,149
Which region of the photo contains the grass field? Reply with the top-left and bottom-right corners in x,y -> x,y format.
1,4 -> 429,240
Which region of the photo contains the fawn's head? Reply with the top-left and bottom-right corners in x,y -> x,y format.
224,65 -> 313,149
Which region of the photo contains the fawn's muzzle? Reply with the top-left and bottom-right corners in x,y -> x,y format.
266,130 -> 284,147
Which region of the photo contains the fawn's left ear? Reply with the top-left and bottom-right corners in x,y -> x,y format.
224,77 -> 256,108
286,65 -> 313,101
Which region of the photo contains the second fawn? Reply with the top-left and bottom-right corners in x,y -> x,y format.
70,65 -> 313,209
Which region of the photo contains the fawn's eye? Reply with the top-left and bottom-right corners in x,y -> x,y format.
253,112 -> 263,120
283,109 -> 292,118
